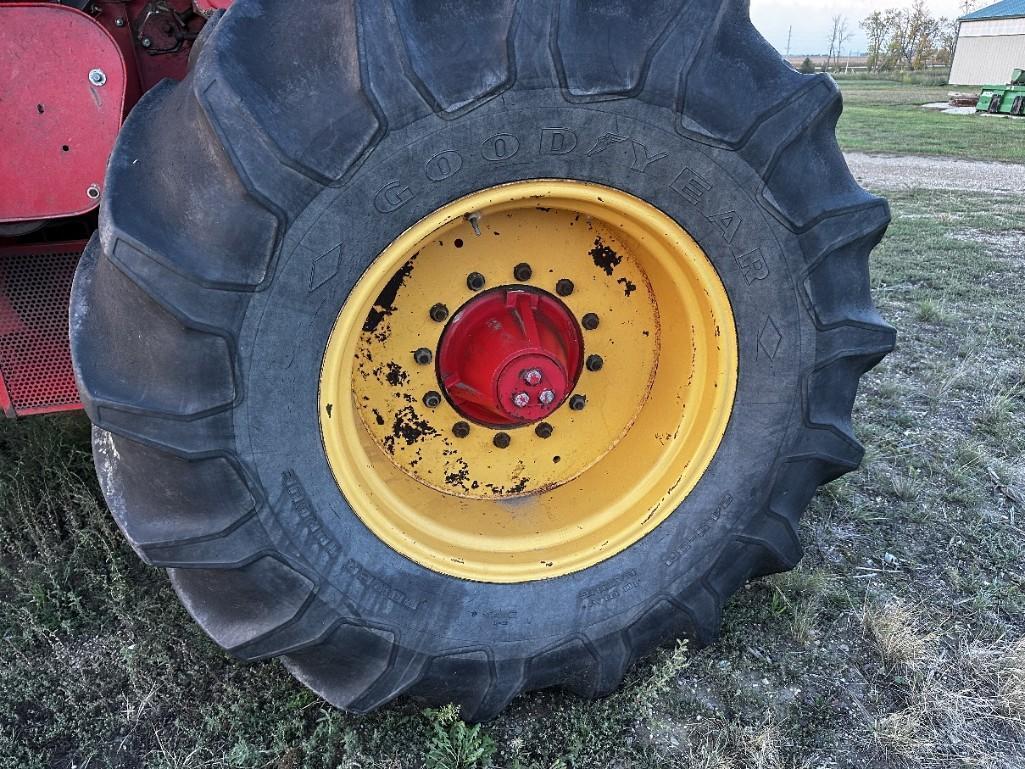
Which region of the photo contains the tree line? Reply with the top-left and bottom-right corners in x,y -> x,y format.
798,0 -> 980,74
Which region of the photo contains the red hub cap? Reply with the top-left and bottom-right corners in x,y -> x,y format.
437,288 -> 584,427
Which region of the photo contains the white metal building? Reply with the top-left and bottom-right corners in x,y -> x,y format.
950,0 -> 1025,84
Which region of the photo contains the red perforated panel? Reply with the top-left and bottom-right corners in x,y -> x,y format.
0,242 -> 83,417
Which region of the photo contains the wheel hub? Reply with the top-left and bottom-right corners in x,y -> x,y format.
437,288 -> 583,427
318,180 -> 738,582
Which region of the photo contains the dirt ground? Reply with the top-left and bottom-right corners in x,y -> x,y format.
845,152 -> 1025,195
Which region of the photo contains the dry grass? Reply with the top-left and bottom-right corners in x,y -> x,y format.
866,599 -> 1025,768
864,599 -> 933,673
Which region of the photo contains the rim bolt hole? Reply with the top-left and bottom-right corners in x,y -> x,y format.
582,312 -> 599,330
493,432 -> 511,449
466,272 -> 486,291
513,263 -> 533,281
413,347 -> 433,365
569,394 -> 586,411
452,421 -> 470,438
535,422 -> 553,439
423,391 -> 442,408
586,354 -> 604,372
555,278 -> 574,297
429,303 -> 449,322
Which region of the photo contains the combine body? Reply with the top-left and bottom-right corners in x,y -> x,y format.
0,0 -> 224,416
977,68 -> 1025,115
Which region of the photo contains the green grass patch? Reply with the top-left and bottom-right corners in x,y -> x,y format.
835,80 -> 1025,163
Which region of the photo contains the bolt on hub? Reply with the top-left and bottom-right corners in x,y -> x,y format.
436,287 -> 584,427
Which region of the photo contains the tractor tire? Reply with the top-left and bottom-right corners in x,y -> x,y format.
70,0 -> 893,721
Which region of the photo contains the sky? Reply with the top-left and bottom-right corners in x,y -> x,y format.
750,0 -> 966,54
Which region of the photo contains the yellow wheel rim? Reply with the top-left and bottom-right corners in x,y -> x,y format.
319,180 -> 737,583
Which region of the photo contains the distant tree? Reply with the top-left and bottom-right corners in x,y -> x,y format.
885,7 -> 914,70
865,2 -> 950,72
937,16 -> 958,65
861,11 -> 889,71
959,0 -> 979,16
799,56 -> 816,74
825,14 -> 853,71
910,0 -> 941,69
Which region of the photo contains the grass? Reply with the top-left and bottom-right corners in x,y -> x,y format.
831,71 -> 951,87
836,80 -> 1025,163
2,165 -> 1024,767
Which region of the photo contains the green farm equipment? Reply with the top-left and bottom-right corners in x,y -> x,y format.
977,68 -> 1025,115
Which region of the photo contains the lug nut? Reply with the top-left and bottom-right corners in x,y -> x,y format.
466,272 -> 486,291
493,432 -> 511,449
538,389 -> 555,406
512,392 -> 530,408
569,394 -> 586,411
521,368 -> 543,386
555,278 -> 574,297
423,391 -> 442,408
429,303 -> 449,322
452,421 -> 470,438
586,354 -> 604,372
535,422 -> 553,439
513,263 -> 533,281
413,347 -> 433,365
582,312 -> 600,330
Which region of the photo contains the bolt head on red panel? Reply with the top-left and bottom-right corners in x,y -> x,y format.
436,288 -> 584,427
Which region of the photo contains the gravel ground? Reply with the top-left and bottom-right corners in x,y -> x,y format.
845,151 -> 1025,195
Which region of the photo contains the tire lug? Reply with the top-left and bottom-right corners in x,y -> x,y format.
466,272 -> 486,291
413,347 -> 433,365
586,354 -> 604,372
555,278 -> 574,297
429,303 -> 449,322
534,422 -> 553,439
513,263 -> 533,281
452,421 -> 470,438
569,394 -> 586,411
493,432 -> 511,449
581,312 -> 599,330
423,391 -> 442,408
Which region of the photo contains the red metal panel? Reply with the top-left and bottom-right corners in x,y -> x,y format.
0,4 -> 127,223
0,241 -> 84,417
194,0 -> 234,12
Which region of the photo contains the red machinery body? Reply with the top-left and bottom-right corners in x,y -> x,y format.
1,4 -> 127,223
0,0 -> 228,416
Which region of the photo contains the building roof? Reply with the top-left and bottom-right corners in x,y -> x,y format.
962,0 -> 1025,21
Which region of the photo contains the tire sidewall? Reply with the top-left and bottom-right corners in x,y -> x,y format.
236,89 -> 812,656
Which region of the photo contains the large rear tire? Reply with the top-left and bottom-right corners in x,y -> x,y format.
70,0 -> 894,720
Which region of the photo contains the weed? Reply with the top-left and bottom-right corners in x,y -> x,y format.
915,298 -> 946,323
424,705 -> 496,769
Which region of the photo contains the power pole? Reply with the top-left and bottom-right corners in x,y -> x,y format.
785,25 -> 792,58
